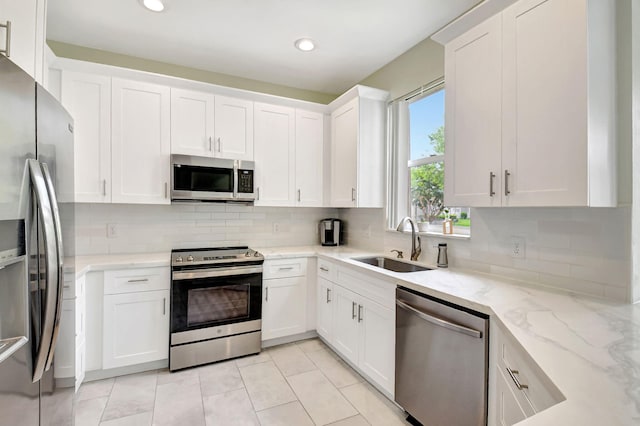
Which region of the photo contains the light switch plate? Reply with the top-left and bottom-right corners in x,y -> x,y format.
106,223 -> 118,238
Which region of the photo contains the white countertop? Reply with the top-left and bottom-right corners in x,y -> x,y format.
66,246 -> 640,424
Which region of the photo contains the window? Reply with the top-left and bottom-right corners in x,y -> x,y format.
388,80 -> 470,236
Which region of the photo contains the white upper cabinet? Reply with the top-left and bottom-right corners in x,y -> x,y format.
61,71 -> 112,203
111,78 -> 171,204
295,109 -> 324,207
444,14 -> 502,207
0,0 -> 47,83
215,95 -> 254,161
438,0 -> 617,207
170,89 -> 254,161
329,86 -> 388,208
170,88 -> 215,157
254,102 -> 296,206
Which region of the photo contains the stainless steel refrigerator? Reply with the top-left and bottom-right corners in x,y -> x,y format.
0,56 -> 75,425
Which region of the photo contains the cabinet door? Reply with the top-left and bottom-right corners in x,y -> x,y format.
501,0 -> 587,206
254,102 -> 295,206
215,96 -> 254,161
358,298 -> 395,395
111,78 -> 171,204
295,109 -> 323,207
170,88 -> 215,157
331,285 -> 359,365
444,14 -> 503,207
0,0 -> 37,78
103,290 -> 169,369
262,276 -> 307,340
330,98 -> 358,207
75,341 -> 86,392
61,71 -> 111,203
495,367 -> 529,426
316,277 -> 333,341
53,299 -> 75,379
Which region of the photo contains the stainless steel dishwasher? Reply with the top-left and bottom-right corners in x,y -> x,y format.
395,287 -> 489,426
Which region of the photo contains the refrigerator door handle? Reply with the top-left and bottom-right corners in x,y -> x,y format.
41,162 -> 65,371
28,159 -> 59,382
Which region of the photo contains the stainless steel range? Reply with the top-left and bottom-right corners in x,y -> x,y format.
170,246 -> 264,371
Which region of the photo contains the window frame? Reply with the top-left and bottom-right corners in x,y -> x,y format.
387,79 -> 469,237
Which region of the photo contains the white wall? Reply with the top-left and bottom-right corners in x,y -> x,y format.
340,207 -> 631,302
67,204 -> 337,255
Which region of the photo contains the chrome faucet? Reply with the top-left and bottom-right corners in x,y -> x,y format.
396,217 -> 422,261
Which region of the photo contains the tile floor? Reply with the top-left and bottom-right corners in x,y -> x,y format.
75,338 -> 410,426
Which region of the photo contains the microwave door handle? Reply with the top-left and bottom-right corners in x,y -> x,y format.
40,162 -> 65,371
233,161 -> 238,199
28,160 -> 59,381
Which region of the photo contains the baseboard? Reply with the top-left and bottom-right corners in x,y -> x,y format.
262,330 -> 318,348
84,359 -> 169,382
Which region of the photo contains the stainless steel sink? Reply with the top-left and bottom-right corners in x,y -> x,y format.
353,256 -> 432,273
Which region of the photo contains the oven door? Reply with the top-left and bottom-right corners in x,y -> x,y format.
170,266 -> 262,344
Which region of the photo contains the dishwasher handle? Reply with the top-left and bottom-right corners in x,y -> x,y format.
396,299 -> 483,339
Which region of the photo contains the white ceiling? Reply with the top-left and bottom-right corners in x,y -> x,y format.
47,0 -> 481,94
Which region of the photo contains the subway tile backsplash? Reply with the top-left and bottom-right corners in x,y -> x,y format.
68,203 -> 338,255
339,207 -> 632,302
64,202 -> 632,302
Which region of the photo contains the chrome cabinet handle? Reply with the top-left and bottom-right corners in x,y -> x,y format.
209,137 -> 213,152
326,288 -> 331,303
216,137 -> 221,152
165,182 -> 168,198
297,189 -> 301,202
504,170 -> 511,196
352,302 -> 357,320
278,267 -> 294,271
127,278 -> 149,283
319,266 -> 329,272
357,304 -> 363,323
265,287 -> 269,302
489,172 -> 496,197
63,285 -> 70,289
0,21 -> 11,57
396,299 -> 482,338
506,367 -> 528,390
351,188 -> 356,202
163,298 -> 166,315
102,179 -> 107,196
257,187 -> 260,200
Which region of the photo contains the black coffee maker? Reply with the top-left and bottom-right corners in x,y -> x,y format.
320,218 -> 343,246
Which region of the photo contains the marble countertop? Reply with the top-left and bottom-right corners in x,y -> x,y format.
65,252 -> 170,279
66,246 -> 639,424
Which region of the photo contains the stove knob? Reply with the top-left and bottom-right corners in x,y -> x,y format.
187,255 -> 194,262
254,252 -> 261,257
245,251 -> 251,257
175,256 -> 183,263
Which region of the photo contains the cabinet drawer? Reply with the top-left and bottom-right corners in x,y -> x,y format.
63,273 -> 76,299
317,258 -> 338,282
263,258 -> 307,279
104,267 -> 170,294
496,329 -> 559,414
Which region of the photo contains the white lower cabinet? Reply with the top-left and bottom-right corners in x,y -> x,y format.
316,277 -> 334,341
489,321 -> 563,426
262,258 -> 308,340
103,289 -> 169,369
54,273 -> 86,391
317,261 -> 395,396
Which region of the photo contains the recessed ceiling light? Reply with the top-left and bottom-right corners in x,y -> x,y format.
142,0 -> 165,12
294,38 -> 316,52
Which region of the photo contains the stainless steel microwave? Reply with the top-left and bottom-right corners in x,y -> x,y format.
171,154 -> 255,202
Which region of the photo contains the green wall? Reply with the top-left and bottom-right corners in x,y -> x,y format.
47,40 -> 338,104
358,38 -> 444,99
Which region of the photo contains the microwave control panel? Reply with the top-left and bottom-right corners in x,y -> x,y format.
238,170 -> 254,193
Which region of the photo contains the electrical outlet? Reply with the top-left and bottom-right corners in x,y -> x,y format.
510,236 -> 525,259
273,223 -> 280,233
106,223 -> 118,238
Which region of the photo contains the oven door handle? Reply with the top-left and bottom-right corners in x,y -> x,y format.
172,266 -> 263,281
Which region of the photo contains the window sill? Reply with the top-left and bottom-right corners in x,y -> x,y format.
386,229 -> 471,240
